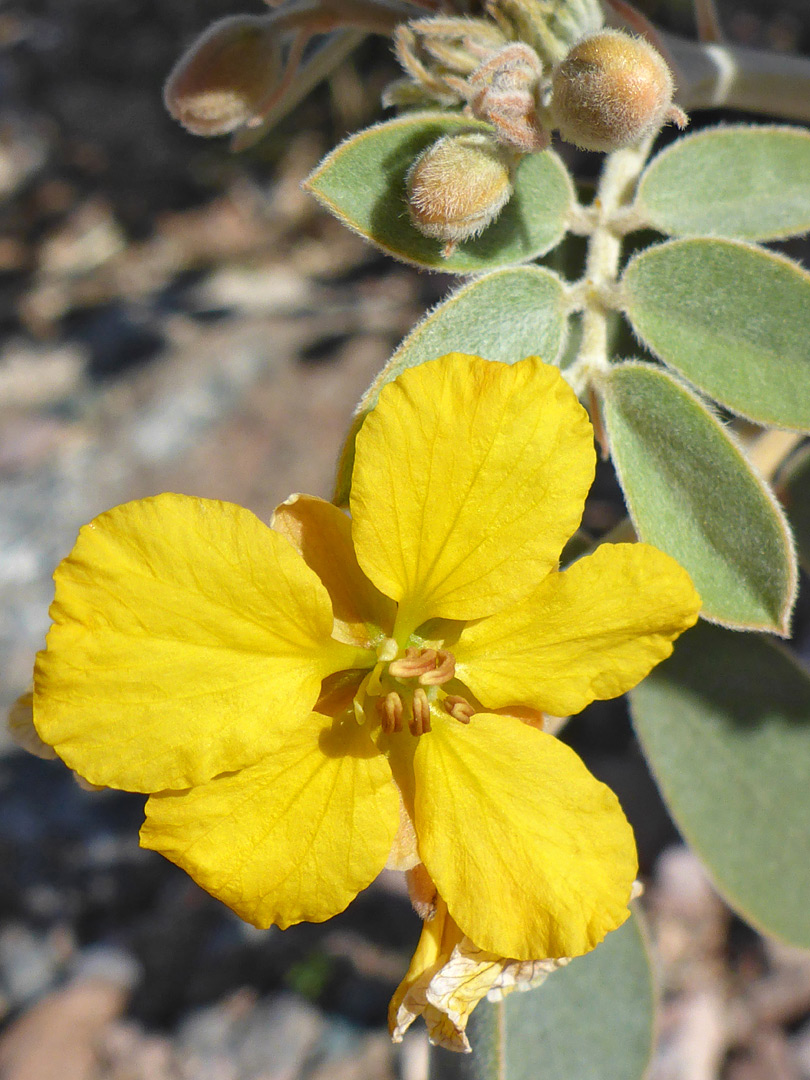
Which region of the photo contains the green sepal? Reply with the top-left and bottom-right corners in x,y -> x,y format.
304,112 -> 573,273
631,620 -> 810,947
600,361 -> 796,635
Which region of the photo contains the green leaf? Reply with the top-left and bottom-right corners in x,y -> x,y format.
601,362 -> 796,634
304,112 -> 573,273
622,238 -> 810,431
630,620 -> 810,947
429,912 -> 654,1080
333,267 -> 568,502
782,446 -> 810,572
635,125 -> 810,241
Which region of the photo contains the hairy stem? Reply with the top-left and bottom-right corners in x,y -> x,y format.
567,135 -> 653,395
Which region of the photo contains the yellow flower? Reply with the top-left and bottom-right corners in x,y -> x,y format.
31,353 -> 700,1044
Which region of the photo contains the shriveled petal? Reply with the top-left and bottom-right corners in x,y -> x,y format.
141,711 -> 399,929
35,495 -> 366,792
8,691 -> 57,761
414,714 -> 637,960
456,542 -> 701,716
389,896 -> 466,1051
390,897 -> 566,1052
272,494 -> 396,647
351,355 -> 594,627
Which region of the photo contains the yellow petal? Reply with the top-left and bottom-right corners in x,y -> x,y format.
413,713 -> 637,960
272,494 -> 396,647
141,711 -> 399,929
390,897 -> 567,1052
35,494 -> 366,793
350,355 -> 594,628
456,543 -> 701,716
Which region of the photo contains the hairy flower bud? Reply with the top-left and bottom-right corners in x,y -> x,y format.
406,133 -> 514,256
549,29 -> 687,152
164,16 -> 281,137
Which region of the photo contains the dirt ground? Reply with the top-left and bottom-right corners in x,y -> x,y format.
1,2 -> 810,1077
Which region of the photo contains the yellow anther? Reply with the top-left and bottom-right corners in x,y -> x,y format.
378,692 -> 404,734
418,648 -> 456,686
409,688 -> 432,736
444,695 -> 474,724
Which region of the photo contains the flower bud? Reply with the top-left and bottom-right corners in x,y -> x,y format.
406,133 -> 514,256
164,16 -> 281,137
549,29 -> 687,152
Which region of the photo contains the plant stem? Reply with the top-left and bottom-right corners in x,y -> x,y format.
662,32 -> 810,124
567,136 -> 653,395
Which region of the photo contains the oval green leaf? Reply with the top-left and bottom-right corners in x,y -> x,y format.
782,446 -> 810,573
601,362 -> 796,634
304,112 -> 573,273
636,125 -> 810,240
429,912 -> 654,1080
333,267 -> 569,502
630,620 -> 810,947
622,238 -> 810,431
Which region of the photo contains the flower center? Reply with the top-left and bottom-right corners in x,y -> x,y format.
355,644 -> 475,737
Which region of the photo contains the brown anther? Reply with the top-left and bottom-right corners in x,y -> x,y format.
388,647 -> 437,680
418,648 -> 456,686
409,688 -> 432,736
444,695 -> 475,724
378,691 -> 404,734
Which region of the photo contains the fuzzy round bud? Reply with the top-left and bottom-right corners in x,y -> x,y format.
164,16 -> 281,137
550,29 -> 685,152
406,133 -> 514,256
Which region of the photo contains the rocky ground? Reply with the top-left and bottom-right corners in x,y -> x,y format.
1,1 -> 810,1078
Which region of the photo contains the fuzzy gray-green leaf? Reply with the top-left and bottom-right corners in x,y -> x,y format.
304,112 -> 573,273
636,126 -> 810,240
631,620 -> 810,947
601,362 -> 796,634
622,238 -> 810,431
429,912 -> 654,1080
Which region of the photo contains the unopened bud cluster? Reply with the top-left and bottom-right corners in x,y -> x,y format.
162,0 -> 689,257
397,16 -> 687,253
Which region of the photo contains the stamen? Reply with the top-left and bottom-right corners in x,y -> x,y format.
388,647 -> 437,679
378,692 -> 404,734
418,648 -> 456,686
409,688 -> 432,736
444,695 -> 474,724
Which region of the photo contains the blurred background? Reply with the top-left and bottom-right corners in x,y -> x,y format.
1,1 -> 810,1077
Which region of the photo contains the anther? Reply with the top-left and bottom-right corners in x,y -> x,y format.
388,647 -> 436,679
409,688 -> 432,736
418,648 -> 456,686
444,695 -> 474,724
378,692 -> 404,734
